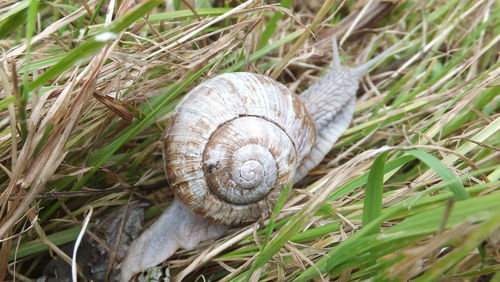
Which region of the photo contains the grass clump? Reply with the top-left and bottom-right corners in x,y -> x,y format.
0,0 -> 498,281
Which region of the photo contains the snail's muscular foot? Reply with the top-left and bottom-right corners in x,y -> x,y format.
120,197 -> 228,282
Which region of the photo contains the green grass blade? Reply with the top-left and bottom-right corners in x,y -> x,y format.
405,149 -> 469,200
0,96 -> 15,112
258,0 -> 292,49
0,0 -> 31,39
440,116 -> 500,167
10,227 -> 81,261
82,0 -> 107,36
329,155 -> 415,201
442,86 -> 498,136
0,0 -> 30,23
246,208 -> 309,279
290,222 -> 340,243
147,8 -> 232,21
362,151 -> 389,230
224,29 -> 303,73
262,183 -> 293,247
18,0 -> 39,140
387,192 -> 499,235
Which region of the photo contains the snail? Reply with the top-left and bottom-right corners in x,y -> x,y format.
121,38 -> 399,281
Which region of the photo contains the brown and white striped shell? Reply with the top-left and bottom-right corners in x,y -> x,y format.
163,72 -> 316,226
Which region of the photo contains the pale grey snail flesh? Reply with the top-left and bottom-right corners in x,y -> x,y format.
121,39 -> 398,281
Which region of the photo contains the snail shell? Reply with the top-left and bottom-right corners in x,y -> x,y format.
163,72 -> 316,226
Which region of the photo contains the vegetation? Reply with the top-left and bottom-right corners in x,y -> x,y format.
0,0 -> 498,281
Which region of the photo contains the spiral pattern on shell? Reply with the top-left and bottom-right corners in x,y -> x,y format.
163,73 -> 316,226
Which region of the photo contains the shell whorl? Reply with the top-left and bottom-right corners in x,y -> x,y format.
163,73 -> 316,226
203,117 -> 295,205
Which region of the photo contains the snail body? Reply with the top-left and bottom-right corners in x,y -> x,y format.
121,39 -> 399,281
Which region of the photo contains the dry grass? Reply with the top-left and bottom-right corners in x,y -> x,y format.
0,0 -> 499,281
